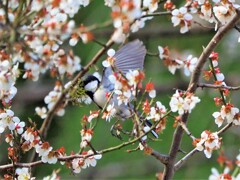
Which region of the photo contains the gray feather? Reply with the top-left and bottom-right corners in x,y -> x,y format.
102,39 -> 146,89
115,39 -> 146,74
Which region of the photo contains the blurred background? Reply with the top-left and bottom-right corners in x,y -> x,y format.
1,1 -> 240,179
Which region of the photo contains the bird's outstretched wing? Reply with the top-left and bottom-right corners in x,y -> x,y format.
114,39 -> 146,74
102,39 -> 146,90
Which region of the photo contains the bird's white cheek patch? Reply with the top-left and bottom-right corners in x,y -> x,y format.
84,80 -> 98,92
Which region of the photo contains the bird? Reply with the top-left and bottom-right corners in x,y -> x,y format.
82,39 -> 158,138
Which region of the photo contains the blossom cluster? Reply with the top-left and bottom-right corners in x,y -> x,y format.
169,90 -> 201,115
105,0 -> 159,43
145,101 -> 167,133
0,52 -> 19,104
204,52 -> 225,82
195,0 -> 240,28
72,150 -> 102,174
170,0 -> 240,33
21,128 -> 59,164
80,111 -> 99,148
209,150 -> 240,179
213,103 -> 240,127
0,0 -> 86,108
35,81 -> 68,120
195,130 -> 221,158
206,52 -> 240,126
0,109 -> 25,135
158,46 -> 198,76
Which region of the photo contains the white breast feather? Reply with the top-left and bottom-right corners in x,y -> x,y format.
93,86 -> 108,108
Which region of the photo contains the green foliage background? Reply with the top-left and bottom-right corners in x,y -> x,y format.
1,1 -> 240,179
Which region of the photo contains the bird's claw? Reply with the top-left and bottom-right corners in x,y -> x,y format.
110,124 -> 123,140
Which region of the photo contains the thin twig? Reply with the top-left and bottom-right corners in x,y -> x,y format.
198,83 -> 240,91
179,121 -> 195,140
208,58 -> 227,105
141,11 -> 171,18
146,51 -> 159,57
0,161 -> 42,170
217,122 -> 233,135
174,148 -> 198,171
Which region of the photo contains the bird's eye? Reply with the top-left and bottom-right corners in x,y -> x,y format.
84,80 -> 99,92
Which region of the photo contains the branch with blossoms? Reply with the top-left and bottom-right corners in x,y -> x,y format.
162,7 -> 240,180
0,111 -> 170,170
1,0 -> 240,179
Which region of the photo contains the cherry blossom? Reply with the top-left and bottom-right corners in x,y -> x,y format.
41,151 -> 58,164
147,101 -> 167,121
209,52 -> 219,67
213,104 -> 239,127
72,158 -> 84,173
143,0 -> 158,13
43,170 -> 60,180
5,134 -> 14,146
15,121 -> 25,134
183,55 -> 198,76
104,0 -> 116,7
237,151 -> 240,167
199,1 -> 216,23
35,142 -> 53,157
195,130 -> 221,158
158,46 -> 183,74
169,91 -> 187,115
0,109 -> 23,133
126,70 -> 145,89
80,129 -> 93,148
145,82 -> 156,98
107,0 -> 156,43
82,150 -> 102,168
102,103 -> 117,122
71,151 -> 102,173
212,111 -> 224,127
102,49 -> 116,67
87,111 -> 100,123
115,89 -> 132,105
170,91 -> 200,115
16,168 -> 33,180
22,128 -> 39,144
35,107 -> 48,119
171,7 -> 193,33
213,3 -> 237,25
209,167 -> 232,180
44,83 -> 65,116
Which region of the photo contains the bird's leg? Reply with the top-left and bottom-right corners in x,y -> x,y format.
110,120 -> 122,140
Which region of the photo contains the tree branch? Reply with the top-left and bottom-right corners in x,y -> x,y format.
197,83 -> 240,91
163,10 -> 240,180
174,148 -> 198,171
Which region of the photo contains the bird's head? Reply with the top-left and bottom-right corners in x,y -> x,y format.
82,75 -> 100,99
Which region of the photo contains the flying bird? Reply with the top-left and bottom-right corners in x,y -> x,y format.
82,40 -> 158,138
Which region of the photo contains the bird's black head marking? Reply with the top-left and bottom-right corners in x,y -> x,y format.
82,75 -> 100,100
